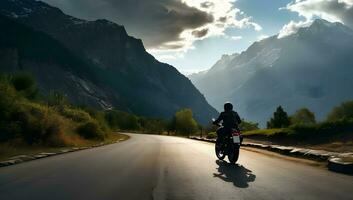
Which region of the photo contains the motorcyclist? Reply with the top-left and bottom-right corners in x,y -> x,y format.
213,102 -> 241,143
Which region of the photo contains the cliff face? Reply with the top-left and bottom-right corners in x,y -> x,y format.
0,15 -> 117,109
0,0 -> 218,124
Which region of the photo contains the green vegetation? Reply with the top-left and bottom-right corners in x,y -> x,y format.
169,109 -> 198,136
239,120 -> 259,131
244,102 -> 353,147
244,119 -> 353,144
10,72 -> 39,99
327,101 -> 353,121
105,110 -> 141,131
4,70 -> 352,156
290,108 -> 316,125
267,106 -> 290,128
0,73 -> 111,148
206,132 -> 217,139
244,128 -> 288,137
0,72 -> 206,155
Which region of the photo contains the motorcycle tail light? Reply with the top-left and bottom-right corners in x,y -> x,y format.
232,131 -> 240,136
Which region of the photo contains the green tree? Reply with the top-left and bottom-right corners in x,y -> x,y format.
104,110 -> 140,131
290,108 -> 316,125
327,100 -> 353,121
139,118 -> 167,134
267,106 -> 290,128
174,109 -> 198,135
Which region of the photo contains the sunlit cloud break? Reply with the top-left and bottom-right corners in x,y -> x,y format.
150,0 -> 262,59
278,0 -> 353,38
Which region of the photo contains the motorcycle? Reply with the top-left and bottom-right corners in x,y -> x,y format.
213,119 -> 242,164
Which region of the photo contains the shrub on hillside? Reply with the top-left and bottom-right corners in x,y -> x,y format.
0,82 -> 23,141
0,79 -> 67,145
61,107 -> 92,122
47,91 -> 70,107
11,72 -> 38,99
0,72 -> 115,147
77,121 -> 106,140
15,102 -> 67,145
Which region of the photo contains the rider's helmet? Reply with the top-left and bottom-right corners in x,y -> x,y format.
224,102 -> 233,111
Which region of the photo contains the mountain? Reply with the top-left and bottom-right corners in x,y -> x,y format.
190,19 -> 353,126
0,0 -> 218,124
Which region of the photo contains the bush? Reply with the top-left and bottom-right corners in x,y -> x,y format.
92,111 -> 110,133
0,72 -> 115,148
16,102 -> 66,145
47,91 -> 69,107
0,83 -> 23,141
206,132 -> 217,139
239,120 -> 259,131
77,121 -> 106,140
327,100 -> 353,121
61,107 -> 92,122
11,72 -> 38,99
290,108 -> 316,125
245,119 -> 353,144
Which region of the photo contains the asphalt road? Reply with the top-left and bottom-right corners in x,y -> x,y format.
0,134 -> 352,200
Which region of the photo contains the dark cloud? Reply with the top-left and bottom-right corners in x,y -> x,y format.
218,17 -> 228,23
42,0 -> 214,49
200,2 -> 214,9
192,28 -> 209,38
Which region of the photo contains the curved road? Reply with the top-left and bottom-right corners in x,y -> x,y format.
0,134 -> 352,200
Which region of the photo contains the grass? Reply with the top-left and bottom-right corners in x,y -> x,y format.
0,133 -> 129,161
243,128 -> 289,136
243,126 -> 353,152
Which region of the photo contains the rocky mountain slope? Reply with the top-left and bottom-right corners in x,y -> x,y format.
190,19 -> 353,126
0,0 -> 218,124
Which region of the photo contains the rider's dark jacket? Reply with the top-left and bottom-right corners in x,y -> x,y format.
213,110 -> 241,129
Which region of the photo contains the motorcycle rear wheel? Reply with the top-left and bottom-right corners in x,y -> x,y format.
228,146 -> 240,164
215,140 -> 226,160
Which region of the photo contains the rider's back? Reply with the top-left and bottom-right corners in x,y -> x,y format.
218,111 -> 241,129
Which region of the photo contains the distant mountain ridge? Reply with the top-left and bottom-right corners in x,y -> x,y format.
190,19 -> 353,126
0,0 -> 218,124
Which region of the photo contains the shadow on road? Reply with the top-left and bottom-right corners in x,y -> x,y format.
213,160 -> 256,188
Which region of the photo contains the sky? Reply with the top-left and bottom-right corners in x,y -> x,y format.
42,0 -> 353,75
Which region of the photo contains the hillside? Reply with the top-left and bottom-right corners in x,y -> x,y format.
190,19 -> 353,126
0,0 -> 218,124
